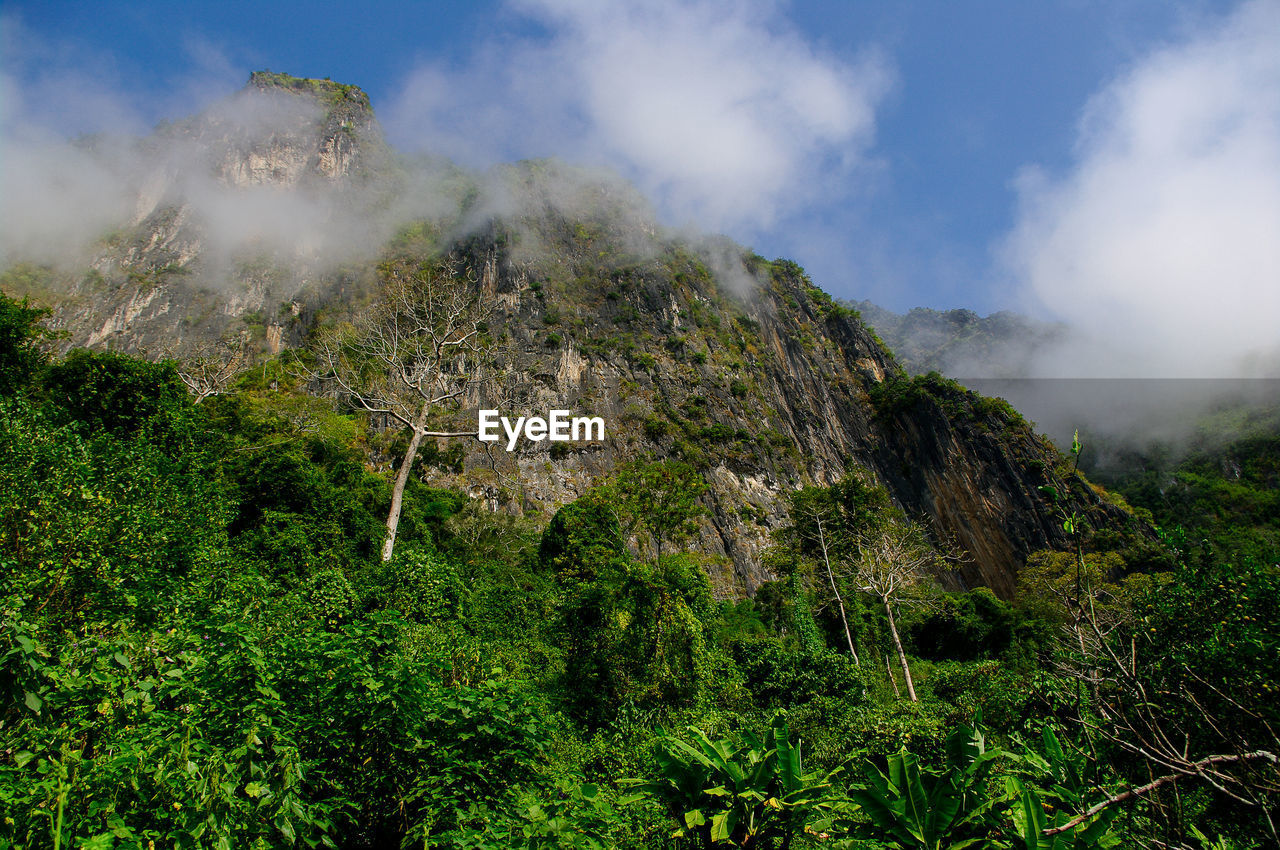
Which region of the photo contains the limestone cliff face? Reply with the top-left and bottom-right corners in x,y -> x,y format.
32,74 -> 388,357
10,75 -> 1144,598
203,72 -> 380,188
417,218 -> 1137,596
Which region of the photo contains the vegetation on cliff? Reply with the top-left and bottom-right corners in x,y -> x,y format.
2,74 -> 1276,848
2,291 -> 1276,848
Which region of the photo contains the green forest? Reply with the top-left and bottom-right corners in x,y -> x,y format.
2,289 -> 1278,849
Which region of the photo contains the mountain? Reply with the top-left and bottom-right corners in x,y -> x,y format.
0,73 -> 1145,598
850,301 -> 1066,379
854,302 -> 1280,482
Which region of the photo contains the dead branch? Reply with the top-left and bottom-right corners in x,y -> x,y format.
1044,751 -> 1278,837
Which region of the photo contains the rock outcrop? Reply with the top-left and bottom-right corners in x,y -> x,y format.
5,74 -> 1145,598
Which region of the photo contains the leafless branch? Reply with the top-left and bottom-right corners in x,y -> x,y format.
295,255 -> 526,560
153,334 -> 251,403
1044,751 -> 1278,837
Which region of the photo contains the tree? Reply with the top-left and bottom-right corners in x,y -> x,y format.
850,518 -> 943,703
44,349 -> 190,435
539,495 -> 626,583
543,493 -> 714,723
1022,553 -> 1280,843
605,459 -> 708,564
776,471 -> 945,686
309,257 -> 505,561
1025,430 -> 1280,842
782,487 -> 862,665
0,292 -> 53,394
169,335 -> 250,403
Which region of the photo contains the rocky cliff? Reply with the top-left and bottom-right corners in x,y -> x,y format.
8,73 -> 393,356
2,74 -> 1144,597
423,204 -> 1137,597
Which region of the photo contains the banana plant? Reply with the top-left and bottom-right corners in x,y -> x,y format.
1007,778 -> 1120,850
625,717 -> 839,848
845,722 -> 1009,849
1008,727 -> 1120,849
1017,728 -> 1091,813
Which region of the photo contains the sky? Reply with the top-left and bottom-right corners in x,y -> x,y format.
2,0 -> 1278,377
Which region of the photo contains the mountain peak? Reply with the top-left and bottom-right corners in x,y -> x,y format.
246,70 -> 372,113
164,70 -> 388,191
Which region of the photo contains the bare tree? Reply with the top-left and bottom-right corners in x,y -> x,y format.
779,486 -> 864,664
308,257 -> 505,562
779,475 -> 953,674
1039,573 -> 1280,841
1028,432 -> 1280,842
148,334 -> 250,403
850,519 -> 943,703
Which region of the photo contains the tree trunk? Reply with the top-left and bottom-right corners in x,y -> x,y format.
885,652 -> 901,699
883,597 -> 917,702
816,517 -> 859,665
382,406 -> 428,562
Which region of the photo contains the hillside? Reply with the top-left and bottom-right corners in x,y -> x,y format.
4,73 -> 1276,850
851,301 -> 1066,379
0,73 -> 1140,598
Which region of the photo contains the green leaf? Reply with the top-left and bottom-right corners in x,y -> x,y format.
23,690 -> 42,712
925,777 -> 963,837
710,809 -> 738,844
1014,784 -> 1047,850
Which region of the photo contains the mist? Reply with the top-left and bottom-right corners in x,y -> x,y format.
1002,0 -> 1280,382
888,0 -> 1280,461
382,0 -> 890,236
0,10 -> 761,302
3,0 -> 1278,459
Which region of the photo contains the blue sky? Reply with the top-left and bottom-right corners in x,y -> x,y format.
2,0 -> 1278,376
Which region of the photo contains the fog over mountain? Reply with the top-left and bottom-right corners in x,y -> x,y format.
3,0 -> 1279,476
1002,0 -> 1280,382
4,1 -> 1279,390
856,300 -> 1279,470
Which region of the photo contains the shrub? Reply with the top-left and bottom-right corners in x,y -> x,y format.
0,292 -> 52,394
627,718 -> 840,848
730,637 -> 866,710
45,348 -> 190,435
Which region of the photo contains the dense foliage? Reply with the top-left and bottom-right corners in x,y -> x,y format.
1,293 -> 1276,848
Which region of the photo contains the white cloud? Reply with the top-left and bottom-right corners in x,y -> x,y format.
384,0 -> 890,232
1004,0 -> 1280,377
0,12 -> 259,268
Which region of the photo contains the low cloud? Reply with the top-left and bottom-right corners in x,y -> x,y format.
1004,0 -> 1280,378
0,12 -> 262,270
2,1 -> 886,294
384,0 -> 890,234
0,81 -> 381,273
